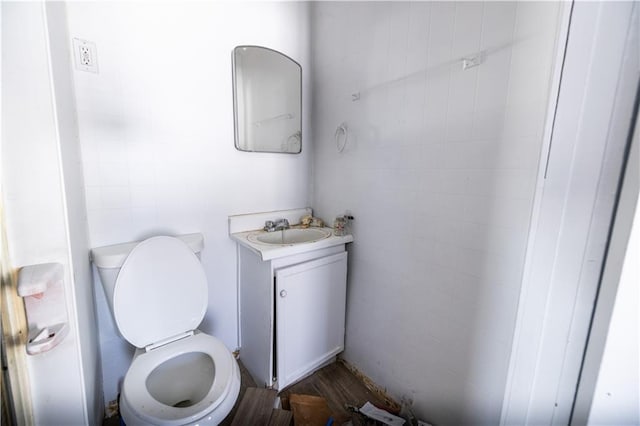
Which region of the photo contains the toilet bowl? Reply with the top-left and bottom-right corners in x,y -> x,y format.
119,332 -> 240,425
91,234 -> 240,425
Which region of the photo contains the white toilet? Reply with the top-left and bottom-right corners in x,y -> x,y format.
91,233 -> 240,425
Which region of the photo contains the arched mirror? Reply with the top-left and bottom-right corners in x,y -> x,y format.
232,46 -> 302,154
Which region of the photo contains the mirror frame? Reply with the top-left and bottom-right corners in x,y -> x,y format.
232,45 -> 302,154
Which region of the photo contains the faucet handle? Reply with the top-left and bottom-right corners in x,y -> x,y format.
264,220 -> 275,232
273,218 -> 290,230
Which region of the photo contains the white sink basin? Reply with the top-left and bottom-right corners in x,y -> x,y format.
247,228 -> 332,245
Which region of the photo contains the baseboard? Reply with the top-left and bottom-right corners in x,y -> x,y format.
337,357 -> 401,412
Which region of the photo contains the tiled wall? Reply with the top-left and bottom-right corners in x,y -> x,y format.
66,2 -> 311,405
310,2 -> 561,423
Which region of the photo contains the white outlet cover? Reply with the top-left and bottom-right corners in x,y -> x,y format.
72,38 -> 98,74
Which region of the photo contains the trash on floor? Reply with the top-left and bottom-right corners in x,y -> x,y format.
359,402 -> 406,426
289,394 -> 333,426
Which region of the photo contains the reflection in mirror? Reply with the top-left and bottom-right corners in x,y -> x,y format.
232,46 -> 302,154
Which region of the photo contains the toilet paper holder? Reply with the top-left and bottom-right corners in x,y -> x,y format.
17,263 -> 69,355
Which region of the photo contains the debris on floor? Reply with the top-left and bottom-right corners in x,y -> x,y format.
358,402 -> 405,426
289,394 -> 338,426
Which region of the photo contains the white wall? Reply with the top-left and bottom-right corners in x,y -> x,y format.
65,1 -> 311,405
310,2 -> 561,424
1,2 -> 95,424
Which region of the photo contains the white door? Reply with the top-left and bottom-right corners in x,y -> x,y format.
501,2 -> 640,424
275,252 -> 348,390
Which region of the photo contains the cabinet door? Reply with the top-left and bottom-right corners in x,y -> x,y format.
275,252 -> 347,390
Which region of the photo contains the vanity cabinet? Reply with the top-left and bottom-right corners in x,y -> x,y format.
238,244 -> 348,390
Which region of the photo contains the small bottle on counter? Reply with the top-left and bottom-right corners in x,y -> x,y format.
333,216 -> 346,236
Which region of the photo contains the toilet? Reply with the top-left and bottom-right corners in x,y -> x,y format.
91,233 -> 240,425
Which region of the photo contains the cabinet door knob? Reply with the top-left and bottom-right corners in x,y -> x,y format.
280,290 -> 287,298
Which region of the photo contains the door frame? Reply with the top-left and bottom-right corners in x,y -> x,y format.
570,80 -> 639,425
0,198 -> 34,425
501,1 -> 639,424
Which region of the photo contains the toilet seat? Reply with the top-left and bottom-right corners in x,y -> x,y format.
122,332 -> 236,425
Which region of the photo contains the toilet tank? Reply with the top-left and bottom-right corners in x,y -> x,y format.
90,233 -> 204,317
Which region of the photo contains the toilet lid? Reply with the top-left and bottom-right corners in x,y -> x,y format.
114,236 -> 208,348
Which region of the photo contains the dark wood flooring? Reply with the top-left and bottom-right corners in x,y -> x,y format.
279,361 -> 393,423
228,388 -> 292,426
219,359 -> 258,426
104,359 -> 392,425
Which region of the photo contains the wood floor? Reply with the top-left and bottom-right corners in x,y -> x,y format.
105,359 -> 393,425
219,360 -> 258,425
279,361 -> 394,423
225,359 -> 394,425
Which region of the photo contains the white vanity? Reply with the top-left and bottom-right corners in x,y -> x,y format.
229,208 -> 353,390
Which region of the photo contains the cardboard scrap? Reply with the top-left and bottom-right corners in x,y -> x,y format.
289,394 -> 332,426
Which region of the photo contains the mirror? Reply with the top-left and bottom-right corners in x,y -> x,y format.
232,46 -> 302,154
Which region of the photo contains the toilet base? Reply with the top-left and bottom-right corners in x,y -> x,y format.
120,359 -> 241,426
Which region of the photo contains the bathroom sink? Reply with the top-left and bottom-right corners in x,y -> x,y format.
247,228 -> 332,245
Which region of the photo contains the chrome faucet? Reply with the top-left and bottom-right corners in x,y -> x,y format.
264,218 -> 290,232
